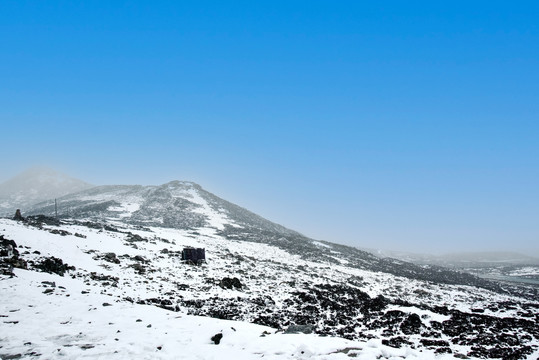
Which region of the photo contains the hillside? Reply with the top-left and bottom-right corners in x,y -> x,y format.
25,180 -> 529,296
1,215 -> 538,359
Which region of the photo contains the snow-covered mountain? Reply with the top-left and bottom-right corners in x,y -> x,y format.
25,181 -> 523,293
0,167 -> 93,216
1,176 -> 538,359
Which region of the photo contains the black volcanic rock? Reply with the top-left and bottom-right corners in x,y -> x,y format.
211,333 -> 223,345
219,277 -> 242,289
33,257 -> 75,276
13,209 -> 24,221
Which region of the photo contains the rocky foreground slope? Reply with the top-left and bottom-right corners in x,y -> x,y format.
1,213 -> 538,359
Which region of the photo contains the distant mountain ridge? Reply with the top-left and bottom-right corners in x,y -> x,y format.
0,167 -> 94,216
371,248 -> 539,267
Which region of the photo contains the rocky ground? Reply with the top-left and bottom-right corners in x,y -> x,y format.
1,216 -> 538,359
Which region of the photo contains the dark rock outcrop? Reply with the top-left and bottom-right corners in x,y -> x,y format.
13,209 -> 24,221
33,257 -> 75,276
211,333 -> 223,345
219,277 -> 242,290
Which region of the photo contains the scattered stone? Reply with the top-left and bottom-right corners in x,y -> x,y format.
33,257 -> 75,276
43,289 -> 54,294
102,303 -> 112,307
0,354 -> 22,359
211,333 -> 223,345
130,263 -> 146,274
13,209 -> 24,221
25,215 -> 61,227
103,253 -> 120,264
284,325 -> 314,334
219,277 -> 242,290
400,313 -> 423,335
49,229 -> 72,236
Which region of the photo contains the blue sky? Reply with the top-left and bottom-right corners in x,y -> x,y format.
1,1 -> 538,256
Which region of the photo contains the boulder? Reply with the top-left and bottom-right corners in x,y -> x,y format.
13,209 -> 24,221
219,277 -> 242,289
284,324 -> 314,334
211,333 -> 223,345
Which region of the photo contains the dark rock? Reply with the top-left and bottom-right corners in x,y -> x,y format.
33,257 -> 75,276
400,313 -> 423,335
104,253 -> 120,264
130,263 -> 146,274
284,324 -> 314,334
125,233 -> 146,243
13,209 -> 24,221
382,336 -> 412,348
0,237 -> 27,275
0,236 -> 18,257
49,229 -> 72,236
0,354 -> 22,360
25,215 -> 61,227
211,333 -> 223,345
420,339 -> 450,347
219,277 -> 242,289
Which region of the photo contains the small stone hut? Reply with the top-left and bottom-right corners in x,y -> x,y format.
181,247 -> 205,265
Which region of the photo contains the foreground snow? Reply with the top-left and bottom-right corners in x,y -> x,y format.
0,270 -> 453,360
1,218 -> 538,359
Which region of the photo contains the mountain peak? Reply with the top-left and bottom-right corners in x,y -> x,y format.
162,180 -> 200,189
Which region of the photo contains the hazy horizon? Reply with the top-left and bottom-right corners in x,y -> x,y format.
2,2 -> 538,257
1,165 -> 538,258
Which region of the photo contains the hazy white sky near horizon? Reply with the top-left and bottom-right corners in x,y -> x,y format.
1,2 -> 538,256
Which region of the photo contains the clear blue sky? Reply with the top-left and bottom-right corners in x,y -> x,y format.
1,1 -> 538,256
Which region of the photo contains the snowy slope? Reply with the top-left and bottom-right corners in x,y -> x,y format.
1,269 -> 459,360
1,218 -> 538,359
24,181 -> 525,296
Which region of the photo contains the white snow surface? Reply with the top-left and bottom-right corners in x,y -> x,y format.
1,218 -> 538,359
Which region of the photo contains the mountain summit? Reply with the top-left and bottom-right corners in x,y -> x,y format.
0,167 -> 93,215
